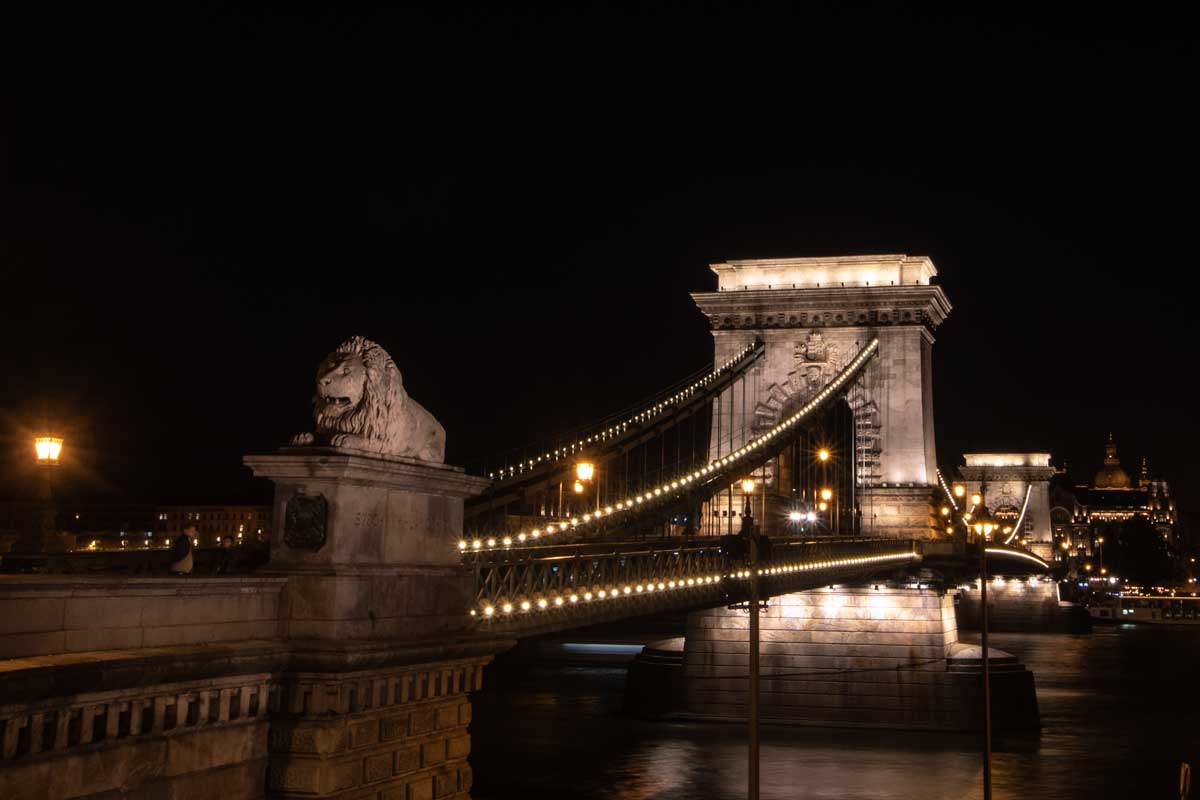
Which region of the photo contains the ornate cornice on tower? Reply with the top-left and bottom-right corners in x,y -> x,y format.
690,255 -> 952,335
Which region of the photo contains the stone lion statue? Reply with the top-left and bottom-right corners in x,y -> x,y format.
290,335 -> 446,463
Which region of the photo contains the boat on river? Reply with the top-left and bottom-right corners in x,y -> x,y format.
1089,594 -> 1200,624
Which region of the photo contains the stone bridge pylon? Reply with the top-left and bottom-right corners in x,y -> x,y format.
691,255 -> 952,538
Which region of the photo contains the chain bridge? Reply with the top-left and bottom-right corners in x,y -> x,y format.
0,255 -> 1056,800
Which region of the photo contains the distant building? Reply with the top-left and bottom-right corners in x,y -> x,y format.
1049,434 -> 1178,563
61,504 -> 271,551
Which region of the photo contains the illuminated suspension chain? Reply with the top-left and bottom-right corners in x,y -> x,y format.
487,342 -> 761,480
461,339 -> 880,552
1003,484 -> 1033,545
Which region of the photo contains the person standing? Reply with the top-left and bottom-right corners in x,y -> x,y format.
170,523 -> 196,575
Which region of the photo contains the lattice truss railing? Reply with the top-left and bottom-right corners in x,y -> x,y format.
461,338 -> 880,553
468,537 -> 917,627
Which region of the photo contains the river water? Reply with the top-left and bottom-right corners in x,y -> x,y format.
471,625 -> 1200,799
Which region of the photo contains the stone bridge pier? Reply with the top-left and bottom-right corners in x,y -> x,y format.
0,447 -> 509,800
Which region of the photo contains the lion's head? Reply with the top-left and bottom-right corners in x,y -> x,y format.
312,335 -> 402,441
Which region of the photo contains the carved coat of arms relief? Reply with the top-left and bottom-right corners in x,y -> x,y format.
792,330 -> 843,399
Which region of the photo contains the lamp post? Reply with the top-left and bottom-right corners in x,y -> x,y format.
970,500 -> 998,800
17,436 -> 65,553
741,477 -> 760,800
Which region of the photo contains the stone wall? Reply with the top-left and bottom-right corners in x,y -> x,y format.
682,585 -> 1015,730
0,575 -> 286,660
268,657 -> 485,799
686,582 -> 1041,734
956,577 -> 1087,632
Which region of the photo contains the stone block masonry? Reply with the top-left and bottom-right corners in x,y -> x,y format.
268,656 -> 487,800
682,584 -> 1038,731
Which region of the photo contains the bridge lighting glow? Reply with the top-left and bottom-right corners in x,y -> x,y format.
537,599 -> 548,609
473,540 -> 482,549
788,511 -> 803,522
970,493 -> 982,506
484,606 -> 494,616
742,478 -> 756,494
941,506 -> 951,516
570,594 -> 578,603
502,603 -> 513,614
818,501 -> 828,511
555,597 -> 564,606
820,488 -> 833,501
486,538 -> 496,547
576,462 -> 594,481
953,484 -> 966,498
503,537 -> 512,546
459,541 -> 468,550
818,448 -> 830,462
573,480 -> 585,494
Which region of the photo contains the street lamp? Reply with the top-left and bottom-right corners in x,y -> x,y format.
35,437 -> 64,465
817,448 -> 830,462
971,499 -> 997,800
741,475 -> 761,800
15,435 -> 66,554
953,483 -> 966,499
575,462 -> 594,482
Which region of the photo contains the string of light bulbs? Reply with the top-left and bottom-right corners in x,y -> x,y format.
471,548 -> 916,618
486,342 -> 762,480
461,338 -> 880,552
1003,484 -> 1033,545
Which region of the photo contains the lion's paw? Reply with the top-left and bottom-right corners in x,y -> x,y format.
290,432 -> 315,446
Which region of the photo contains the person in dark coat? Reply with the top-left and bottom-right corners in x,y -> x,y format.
169,524 -> 195,575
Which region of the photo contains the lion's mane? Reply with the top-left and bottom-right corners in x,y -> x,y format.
314,335 -> 403,446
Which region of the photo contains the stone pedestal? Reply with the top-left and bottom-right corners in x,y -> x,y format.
244,449 -> 491,642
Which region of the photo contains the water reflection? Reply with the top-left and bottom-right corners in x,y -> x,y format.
472,627 -> 1200,799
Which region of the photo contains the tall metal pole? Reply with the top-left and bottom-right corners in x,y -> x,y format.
746,495 -> 760,800
980,532 -> 992,800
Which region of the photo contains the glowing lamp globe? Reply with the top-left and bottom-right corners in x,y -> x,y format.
35,437 -> 63,465
572,480 -> 585,494
820,488 -> 833,501
575,462 -> 595,482
741,478 -> 756,494
971,504 -> 997,539
953,484 -> 966,498
817,448 -> 830,462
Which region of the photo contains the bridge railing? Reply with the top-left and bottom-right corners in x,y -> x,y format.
467,536 -> 918,626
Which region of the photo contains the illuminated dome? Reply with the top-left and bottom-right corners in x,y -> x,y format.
1093,433 -> 1132,489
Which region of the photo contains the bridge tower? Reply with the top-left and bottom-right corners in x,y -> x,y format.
960,453 -> 1056,560
691,255 -> 951,539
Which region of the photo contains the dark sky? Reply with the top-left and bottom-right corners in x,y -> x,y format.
1,3 -> 1196,508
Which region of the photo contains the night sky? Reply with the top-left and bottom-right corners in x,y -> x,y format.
2,4 -> 1196,509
